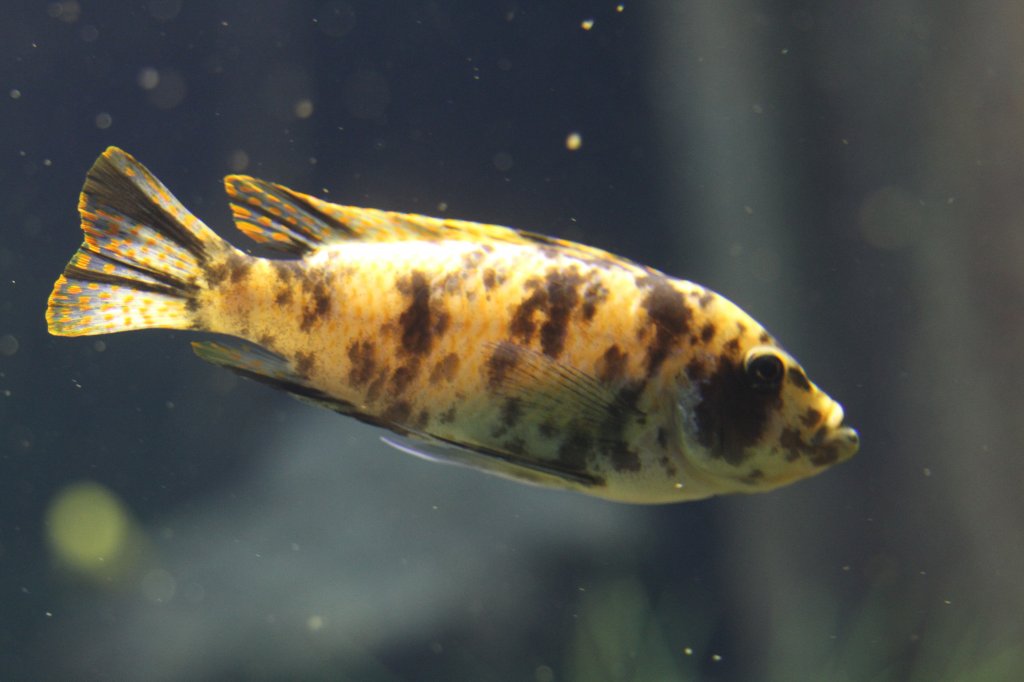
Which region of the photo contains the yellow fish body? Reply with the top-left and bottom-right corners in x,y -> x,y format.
46,148 -> 858,503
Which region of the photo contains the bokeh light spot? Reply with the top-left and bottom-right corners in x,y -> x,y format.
45,481 -> 128,572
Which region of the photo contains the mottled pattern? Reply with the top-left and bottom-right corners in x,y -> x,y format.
47,147 -> 859,505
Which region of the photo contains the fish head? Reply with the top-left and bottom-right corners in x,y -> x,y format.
674,342 -> 859,495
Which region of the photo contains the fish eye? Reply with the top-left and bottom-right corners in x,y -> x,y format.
744,349 -> 785,392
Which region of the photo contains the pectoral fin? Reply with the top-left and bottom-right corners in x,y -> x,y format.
485,341 -> 644,435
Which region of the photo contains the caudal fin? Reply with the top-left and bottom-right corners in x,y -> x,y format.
46,147 -> 231,337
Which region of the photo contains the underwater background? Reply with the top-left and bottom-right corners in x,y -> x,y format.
3,1 -> 1024,680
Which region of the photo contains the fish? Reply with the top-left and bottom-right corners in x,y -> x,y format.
46,147 -> 859,503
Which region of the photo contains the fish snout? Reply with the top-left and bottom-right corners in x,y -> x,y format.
821,401 -> 859,462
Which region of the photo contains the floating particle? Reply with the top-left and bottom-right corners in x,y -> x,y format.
581,18 -> 594,30
294,98 -> 314,119
0,334 -> 18,356
141,568 -> 177,603
227,149 -> 249,172
493,151 -> 513,171
565,131 -> 583,150
138,67 -> 159,90
148,69 -> 186,109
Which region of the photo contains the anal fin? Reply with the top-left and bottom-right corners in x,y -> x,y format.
191,340 -> 356,412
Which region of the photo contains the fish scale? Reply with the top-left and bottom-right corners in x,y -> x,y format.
46,147 -> 859,503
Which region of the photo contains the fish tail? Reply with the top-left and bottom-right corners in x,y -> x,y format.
46,147 -> 233,337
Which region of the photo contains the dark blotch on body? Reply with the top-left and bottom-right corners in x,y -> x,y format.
780,428 -> 803,462
639,277 -> 692,376
538,420 -> 558,439
274,287 -> 293,306
366,374 -> 387,403
694,358 -> 782,465
382,400 -> 412,424
595,381 -> 646,473
779,427 -> 838,466
461,249 -> 486,270
809,445 -> 840,467
504,436 -> 527,455
205,262 -> 229,287
539,267 -> 583,358
390,363 -> 419,396
509,277 -> 546,343
347,340 -> 376,387
685,357 -> 707,382
788,366 -> 812,392
228,253 -> 253,284
433,310 -> 451,338
581,281 -> 609,322
492,396 -> 524,438
429,353 -> 460,383
597,345 -> 628,383
482,268 -> 497,290
487,342 -> 520,389
300,280 -> 332,332
272,260 -> 298,282
500,397 -> 523,429
205,251 -> 250,287
558,430 -> 593,471
658,454 -> 678,478
397,271 -> 435,356
610,447 -> 642,472
415,409 -> 431,429
294,351 -> 316,378
439,406 -> 458,424
507,267 -> 585,357
801,408 -> 821,428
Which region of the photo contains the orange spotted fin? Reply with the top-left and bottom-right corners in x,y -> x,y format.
46,147 -> 231,336
223,174 -> 652,270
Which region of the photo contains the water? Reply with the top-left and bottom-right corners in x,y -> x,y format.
2,2 -> 1023,680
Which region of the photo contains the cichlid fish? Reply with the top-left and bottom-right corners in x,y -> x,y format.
46,148 -> 858,503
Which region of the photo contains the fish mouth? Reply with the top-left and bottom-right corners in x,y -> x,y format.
822,401 -> 859,460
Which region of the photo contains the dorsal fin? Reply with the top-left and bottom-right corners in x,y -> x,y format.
223,175 -> 653,272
